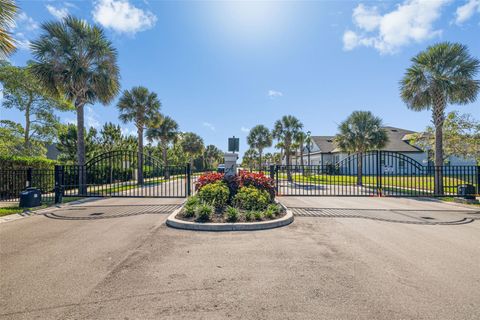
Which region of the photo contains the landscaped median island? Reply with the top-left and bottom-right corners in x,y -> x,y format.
166,171 -> 294,231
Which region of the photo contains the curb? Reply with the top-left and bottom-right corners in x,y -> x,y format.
166,205 -> 294,231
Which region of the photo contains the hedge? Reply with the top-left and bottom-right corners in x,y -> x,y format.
0,156 -> 58,170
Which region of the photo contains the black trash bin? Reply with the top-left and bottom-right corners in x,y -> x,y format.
457,184 -> 476,200
19,188 -> 42,208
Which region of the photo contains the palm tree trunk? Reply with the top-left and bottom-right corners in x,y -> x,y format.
286,145 -> 292,182
356,152 -> 363,186
258,150 -> 262,171
76,102 -> 87,195
137,127 -> 144,185
433,96 -> 445,195
163,144 -> 170,179
24,98 -> 32,151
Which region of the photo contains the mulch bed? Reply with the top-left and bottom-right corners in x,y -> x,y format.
175,206 -> 286,223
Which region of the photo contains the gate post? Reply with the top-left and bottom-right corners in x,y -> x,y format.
376,151 -> 382,196
477,166 -> 480,196
269,165 -> 275,181
186,163 -> 192,197
54,165 -> 64,204
26,168 -> 33,188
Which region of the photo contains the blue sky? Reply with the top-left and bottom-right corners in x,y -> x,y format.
2,0 -> 480,154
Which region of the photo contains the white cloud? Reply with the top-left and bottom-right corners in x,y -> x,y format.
203,122 -> 215,131
267,90 -> 283,99
10,13 -> 39,51
46,4 -> 69,20
343,0 -> 449,54
241,126 -> 250,133
455,0 -> 480,24
92,0 -> 157,35
86,106 -> 101,129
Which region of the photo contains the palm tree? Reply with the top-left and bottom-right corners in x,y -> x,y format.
334,111 -> 388,186
30,16 -> 120,193
247,124 -> 272,169
117,86 -> 162,185
204,144 -> 223,169
180,132 -> 204,170
400,42 -> 479,195
242,148 -> 259,170
295,131 -> 307,166
146,116 -> 179,177
272,115 -> 303,181
0,0 -> 17,59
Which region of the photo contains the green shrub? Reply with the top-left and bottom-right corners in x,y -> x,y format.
267,203 -> 281,215
185,196 -> 201,207
264,209 -> 275,219
253,211 -> 263,221
244,211 -> 254,221
225,206 -> 239,222
198,181 -> 229,209
0,155 -> 57,170
233,186 -> 270,211
184,204 -> 196,218
196,203 -> 213,221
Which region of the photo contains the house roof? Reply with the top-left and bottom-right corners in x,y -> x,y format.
309,126 -> 422,154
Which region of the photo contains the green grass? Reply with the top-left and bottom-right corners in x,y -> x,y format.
0,205 -> 48,217
439,197 -> 480,207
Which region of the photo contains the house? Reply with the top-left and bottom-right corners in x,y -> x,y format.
293,126 -> 476,171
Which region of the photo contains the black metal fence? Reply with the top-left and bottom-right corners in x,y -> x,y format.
274,151 -> 479,197
0,168 -> 55,204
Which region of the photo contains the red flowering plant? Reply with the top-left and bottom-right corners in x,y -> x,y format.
238,171 -> 275,201
195,172 -> 224,191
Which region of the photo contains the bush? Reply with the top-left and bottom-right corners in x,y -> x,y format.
266,203 -> 281,215
196,203 -> 213,221
195,172 -> 224,191
184,204 -> 196,218
264,209 -> 275,219
185,196 -> 201,207
244,211 -> 254,221
238,171 -> 275,201
225,206 -> 239,222
0,155 -> 58,169
253,211 -> 263,221
233,186 -> 270,211
198,181 -> 229,209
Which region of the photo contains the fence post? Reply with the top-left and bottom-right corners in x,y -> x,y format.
477,166 -> 480,196
26,168 -> 33,188
269,165 -> 275,181
186,163 -> 192,197
376,151 -> 382,196
54,165 -> 64,204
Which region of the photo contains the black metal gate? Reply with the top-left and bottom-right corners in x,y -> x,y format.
58,150 -> 190,199
274,151 -> 479,197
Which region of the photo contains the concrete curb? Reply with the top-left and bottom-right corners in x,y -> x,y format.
166,204 -> 294,231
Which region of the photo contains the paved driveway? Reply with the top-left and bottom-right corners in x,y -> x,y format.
1,197 -> 479,319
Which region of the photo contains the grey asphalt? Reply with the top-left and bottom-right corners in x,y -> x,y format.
1,197 -> 479,319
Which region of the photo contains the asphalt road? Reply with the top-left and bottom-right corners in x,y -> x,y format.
1,197 -> 479,320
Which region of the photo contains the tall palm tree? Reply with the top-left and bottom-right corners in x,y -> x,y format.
30,16 -> 120,193
272,115 -> 303,181
242,148 -> 259,170
180,132 -> 204,170
334,111 -> 388,186
247,124 -> 272,169
203,144 -> 223,169
295,131 -> 307,166
400,42 -> 479,195
117,86 -> 161,185
146,116 -> 178,170
0,0 -> 17,59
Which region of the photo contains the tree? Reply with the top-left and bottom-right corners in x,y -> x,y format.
0,0 -> 17,59
204,144 -> 223,169
400,42 -> 479,194
0,62 -> 70,153
0,120 -> 25,156
30,16 -> 120,193
57,124 -> 99,164
409,111 -> 480,164
99,122 -> 137,152
247,124 -> 272,169
242,148 -> 259,170
295,131 -> 307,166
180,132 -> 204,170
146,116 -> 178,178
117,86 -> 162,184
334,111 -> 388,186
272,115 -> 303,181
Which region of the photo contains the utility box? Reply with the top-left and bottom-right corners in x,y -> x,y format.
224,152 -> 238,177
457,184 -> 476,200
19,188 -> 42,208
